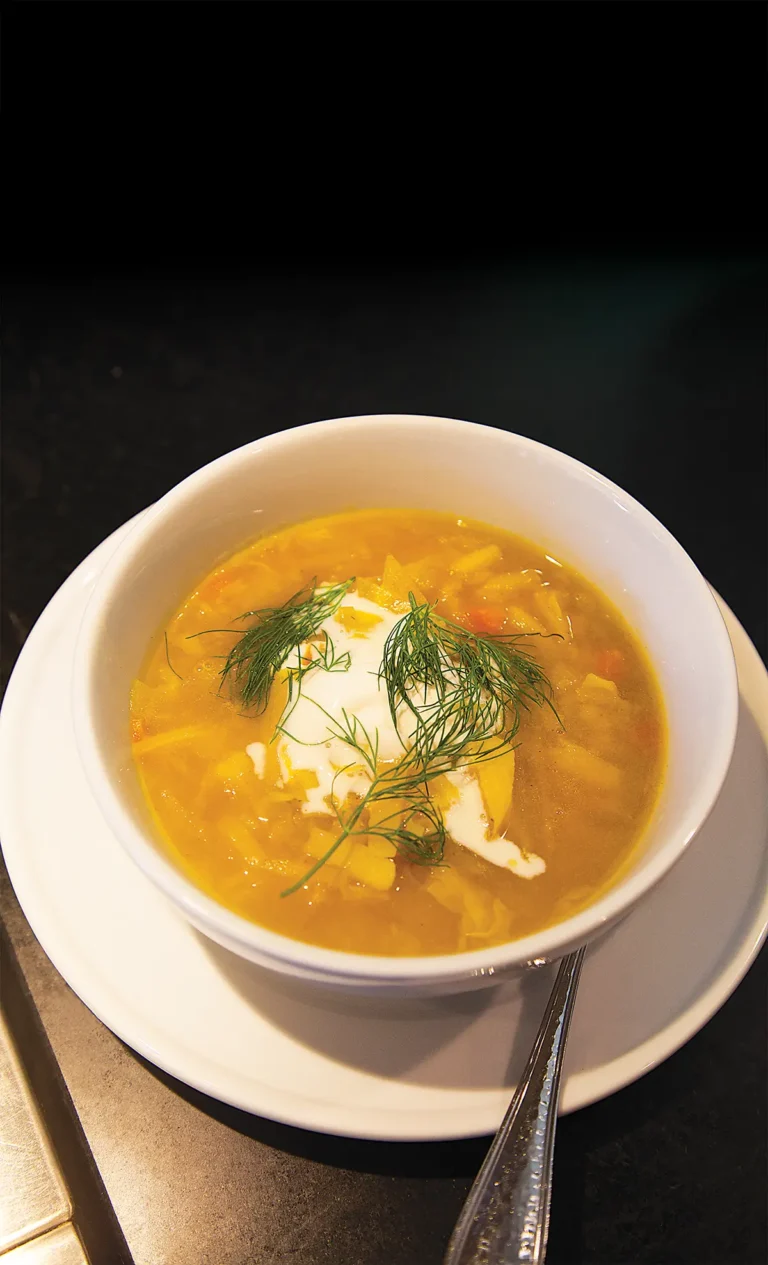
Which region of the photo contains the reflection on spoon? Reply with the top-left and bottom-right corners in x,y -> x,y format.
444,947 -> 586,1264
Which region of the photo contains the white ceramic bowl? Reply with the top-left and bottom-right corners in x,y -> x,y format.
73,415 -> 738,996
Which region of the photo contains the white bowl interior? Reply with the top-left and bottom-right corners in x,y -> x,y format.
77,416 -> 737,986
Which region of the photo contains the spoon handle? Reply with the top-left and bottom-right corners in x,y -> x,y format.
444,947 -> 586,1265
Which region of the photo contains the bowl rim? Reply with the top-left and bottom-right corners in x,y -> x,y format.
72,414 -> 739,982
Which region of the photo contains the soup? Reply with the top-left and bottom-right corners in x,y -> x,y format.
130,510 -> 665,956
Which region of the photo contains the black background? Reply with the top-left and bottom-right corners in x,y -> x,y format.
3,3 -> 767,1263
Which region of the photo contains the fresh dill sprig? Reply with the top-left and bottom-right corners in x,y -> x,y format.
191,577 -> 355,712
279,594 -> 559,896
381,595 -> 560,767
164,631 -> 183,681
279,701 -> 446,897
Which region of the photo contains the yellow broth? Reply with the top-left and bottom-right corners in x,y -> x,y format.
130,510 -> 666,956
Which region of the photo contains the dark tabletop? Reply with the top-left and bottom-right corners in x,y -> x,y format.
2,254 -> 767,1265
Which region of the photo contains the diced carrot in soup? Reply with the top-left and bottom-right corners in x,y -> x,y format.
596,648 -> 625,680
468,606 -> 508,635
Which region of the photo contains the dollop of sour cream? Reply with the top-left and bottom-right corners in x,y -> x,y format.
245,593 -> 545,877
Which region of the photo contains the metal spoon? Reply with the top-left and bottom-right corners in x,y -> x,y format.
444,946 -> 586,1265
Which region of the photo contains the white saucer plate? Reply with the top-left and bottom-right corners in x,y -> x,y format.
1,521 -> 767,1142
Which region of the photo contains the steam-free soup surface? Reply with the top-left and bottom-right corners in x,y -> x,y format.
130,510 -> 665,956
